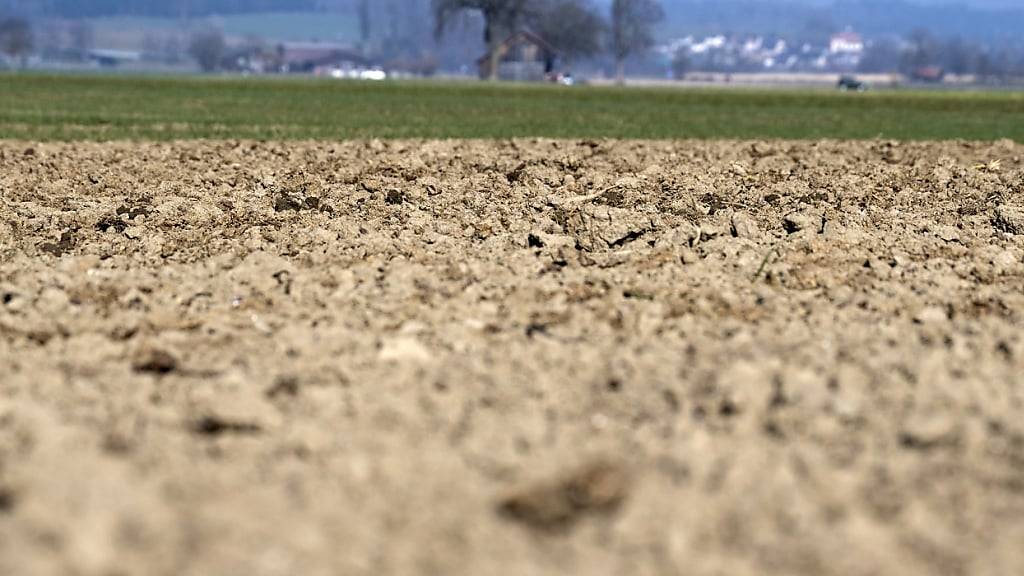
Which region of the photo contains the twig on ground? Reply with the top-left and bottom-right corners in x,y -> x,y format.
752,243 -> 781,282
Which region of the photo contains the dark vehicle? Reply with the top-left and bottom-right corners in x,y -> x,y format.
837,75 -> 867,92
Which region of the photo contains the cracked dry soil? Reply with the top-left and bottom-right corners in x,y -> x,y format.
1,139 -> 1024,575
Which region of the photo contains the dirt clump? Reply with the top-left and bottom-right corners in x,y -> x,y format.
994,204 -> 1024,235
130,346 -> 178,375
499,458 -> 630,531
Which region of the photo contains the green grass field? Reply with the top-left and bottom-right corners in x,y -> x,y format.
1,73 -> 1022,141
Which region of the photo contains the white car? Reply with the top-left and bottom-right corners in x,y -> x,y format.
359,69 -> 387,81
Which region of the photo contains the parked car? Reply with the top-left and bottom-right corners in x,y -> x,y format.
837,75 -> 867,92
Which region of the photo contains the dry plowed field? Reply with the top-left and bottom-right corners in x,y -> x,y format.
2,139 -> 1024,575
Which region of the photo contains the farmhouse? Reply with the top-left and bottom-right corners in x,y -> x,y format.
912,66 -> 946,83
277,42 -> 369,73
477,30 -> 557,82
828,31 -> 864,55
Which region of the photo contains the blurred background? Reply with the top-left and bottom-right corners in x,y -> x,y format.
1,0 -> 1022,88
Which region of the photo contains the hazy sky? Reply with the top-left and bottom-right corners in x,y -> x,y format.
658,0 -> 1019,6
606,0 -> 1017,5
685,0 -> 1016,6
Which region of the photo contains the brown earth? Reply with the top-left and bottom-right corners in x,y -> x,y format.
1,139 -> 1023,576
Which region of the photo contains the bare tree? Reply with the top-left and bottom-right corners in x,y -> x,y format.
433,0 -> 538,81
858,38 -> 901,73
69,20 -> 94,61
0,17 -> 32,67
798,14 -> 836,48
941,37 -> 978,77
531,0 -> 604,69
163,34 -> 186,64
188,27 -> 225,72
900,29 -> 939,76
358,0 -> 371,47
33,18 -> 60,60
671,50 -> 689,79
609,0 -> 662,84
975,51 -> 1009,84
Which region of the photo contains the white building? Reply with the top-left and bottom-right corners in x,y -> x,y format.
829,32 -> 865,55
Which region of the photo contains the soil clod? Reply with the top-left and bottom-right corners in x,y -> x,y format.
38,231 -> 76,256
994,205 -> 1024,235
192,415 -> 262,437
131,348 -> 178,375
783,210 -> 822,234
498,459 -> 630,530
0,487 -> 15,513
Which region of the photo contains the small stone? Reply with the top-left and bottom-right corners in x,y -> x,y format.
0,487 -> 15,512
192,372 -> 282,435
95,215 -> 128,233
698,222 -> 725,242
419,176 -> 442,196
385,189 -> 405,205
273,191 -> 305,212
498,459 -> 630,531
131,347 -> 178,375
36,287 -> 70,314
933,225 -> 960,242
192,414 -> 262,437
832,397 -> 862,422
379,336 -> 431,362
1,287 -> 24,312
783,211 -> 821,234
993,249 -> 1021,274
731,212 -> 761,239
266,375 -> 300,398
994,205 -> 1024,235
899,413 -> 960,450
913,306 -> 948,325
661,224 -> 699,248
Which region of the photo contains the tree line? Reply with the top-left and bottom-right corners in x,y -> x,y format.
859,31 -> 1024,81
